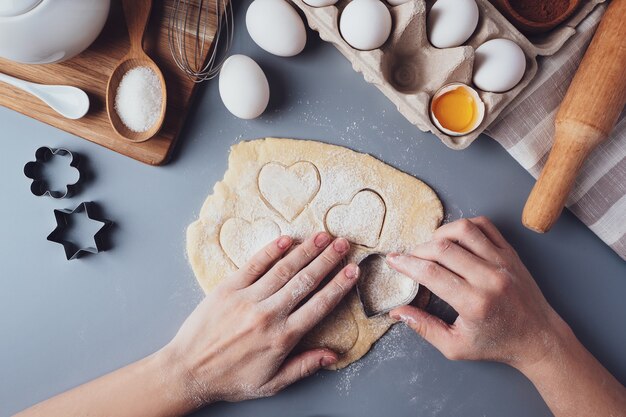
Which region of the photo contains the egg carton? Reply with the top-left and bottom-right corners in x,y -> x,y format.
290,0 -> 606,149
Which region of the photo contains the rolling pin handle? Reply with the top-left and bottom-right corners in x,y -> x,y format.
522,0 -> 626,234
522,123 -> 603,233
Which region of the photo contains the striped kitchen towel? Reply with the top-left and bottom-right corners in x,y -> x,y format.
486,4 -> 626,261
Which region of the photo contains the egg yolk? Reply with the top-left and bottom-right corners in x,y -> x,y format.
432,87 -> 479,133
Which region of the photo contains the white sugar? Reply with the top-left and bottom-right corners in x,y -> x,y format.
114,66 -> 162,132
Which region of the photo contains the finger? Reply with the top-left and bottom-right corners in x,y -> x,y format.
386,253 -> 471,313
390,305 -> 455,356
269,238 -> 350,311
233,235 -> 293,289
468,216 -> 511,250
288,263 -> 359,333
410,239 -> 492,285
262,349 -> 338,395
251,232 -> 333,298
433,219 -> 500,262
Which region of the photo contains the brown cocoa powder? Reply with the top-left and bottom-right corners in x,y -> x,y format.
511,0 -> 571,23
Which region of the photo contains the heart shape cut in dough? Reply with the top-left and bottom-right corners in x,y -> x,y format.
219,218 -> 281,268
357,254 -> 419,317
324,189 -> 386,248
258,161 -> 320,221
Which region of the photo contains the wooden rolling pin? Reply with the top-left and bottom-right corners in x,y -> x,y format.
522,0 -> 626,233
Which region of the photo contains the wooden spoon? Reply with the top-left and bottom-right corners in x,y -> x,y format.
106,0 -> 167,143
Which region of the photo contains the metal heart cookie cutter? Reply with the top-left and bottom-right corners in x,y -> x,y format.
356,253 -> 420,318
24,147 -> 81,199
47,201 -> 112,260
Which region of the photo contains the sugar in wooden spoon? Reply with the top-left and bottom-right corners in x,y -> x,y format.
106,0 -> 167,143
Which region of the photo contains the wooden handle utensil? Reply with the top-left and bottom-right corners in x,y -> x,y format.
105,0 -> 167,143
522,0 -> 626,233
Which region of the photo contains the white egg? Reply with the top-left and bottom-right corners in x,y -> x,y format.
219,55 -> 270,119
340,0 -> 392,51
473,38 -> 526,93
303,0 -> 338,6
246,0 -> 306,57
428,0 -> 479,49
386,0 -> 410,6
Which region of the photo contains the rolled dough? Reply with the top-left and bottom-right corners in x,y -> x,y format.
186,138 -> 443,369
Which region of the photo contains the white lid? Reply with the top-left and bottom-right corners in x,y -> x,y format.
0,0 -> 43,17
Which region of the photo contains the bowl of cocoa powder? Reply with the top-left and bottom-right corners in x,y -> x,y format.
490,0 -> 582,34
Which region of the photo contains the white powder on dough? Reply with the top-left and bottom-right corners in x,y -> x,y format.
358,254 -> 418,316
114,66 -> 163,132
219,218 -> 281,268
187,139 -> 444,369
258,162 -> 320,221
324,189 -> 386,248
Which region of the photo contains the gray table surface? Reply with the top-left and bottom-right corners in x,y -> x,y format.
1,3 -> 625,416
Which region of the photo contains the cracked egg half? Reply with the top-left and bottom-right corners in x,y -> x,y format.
430,83 -> 485,137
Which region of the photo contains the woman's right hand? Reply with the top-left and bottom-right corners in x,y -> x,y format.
387,216 -> 626,417
386,217 -> 569,371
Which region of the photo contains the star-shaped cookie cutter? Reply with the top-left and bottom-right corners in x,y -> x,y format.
24,147 -> 81,199
47,202 -> 112,260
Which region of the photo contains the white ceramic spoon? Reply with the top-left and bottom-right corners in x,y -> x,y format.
0,72 -> 89,119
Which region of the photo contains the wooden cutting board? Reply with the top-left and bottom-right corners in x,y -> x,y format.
0,0 -> 217,165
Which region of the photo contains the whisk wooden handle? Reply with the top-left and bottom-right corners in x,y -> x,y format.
522,0 -> 626,233
122,0 -> 154,54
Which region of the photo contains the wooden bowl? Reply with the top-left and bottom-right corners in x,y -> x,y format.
491,0 -> 582,34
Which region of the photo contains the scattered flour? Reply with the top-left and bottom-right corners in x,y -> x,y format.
336,325 -> 411,395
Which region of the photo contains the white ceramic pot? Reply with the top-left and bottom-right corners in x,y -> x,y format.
0,0 -> 111,64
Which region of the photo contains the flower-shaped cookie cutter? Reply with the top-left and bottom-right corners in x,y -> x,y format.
47,201 -> 112,260
24,147 -> 81,199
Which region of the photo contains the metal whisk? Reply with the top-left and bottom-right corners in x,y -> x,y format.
167,0 -> 234,83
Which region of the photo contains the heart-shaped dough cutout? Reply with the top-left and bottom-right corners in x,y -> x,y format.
258,161 -> 320,221
219,218 -> 281,268
324,189 -> 386,248
357,254 -> 419,317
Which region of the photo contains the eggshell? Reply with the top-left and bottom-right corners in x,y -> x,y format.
219,55 -> 270,119
430,83 -> 485,136
473,38 -> 526,93
386,0 -> 410,6
340,0 -> 392,51
246,0 -> 306,57
427,0 -> 479,48
303,0 -> 338,6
